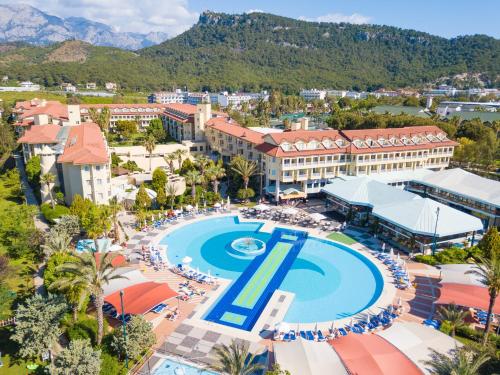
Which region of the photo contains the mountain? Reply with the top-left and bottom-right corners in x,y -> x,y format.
0,11 -> 498,91
0,4 -> 168,50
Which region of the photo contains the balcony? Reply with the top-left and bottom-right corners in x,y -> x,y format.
281,174 -> 294,183
296,174 -> 308,181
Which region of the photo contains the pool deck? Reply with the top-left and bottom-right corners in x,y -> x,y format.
128,211 -> 441,373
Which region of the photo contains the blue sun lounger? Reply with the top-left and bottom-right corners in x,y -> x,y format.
352,324 -> 365,334
300,330 -> 307,339
317,330 -> 326,341
305,330 -> 315,340
290,331 -> 296,341
338,327 -> 348,336
423,319 -> 441,329
282,332 -> 291,341
151,303 -> 167,314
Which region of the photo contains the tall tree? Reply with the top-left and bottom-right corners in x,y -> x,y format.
230,156 -> 257,190
51,339 -> 101,375
185,170 -> 202,201
40,172 -> 56,208
478,227 -> 500,260
111,316 -> 156,361
212,340 -> 264,375
466,256 -> 500,344
108,197 -> 122,242
195,154 -> 211,186
164,153 -> 177,173
143,135 -> 156,172
135,184 -> 151,211
437,304 -> 469,337
42,231 -> 71,259
424,348 -> 489,375
88,107 -> 111,135
206,161 -> 226,194
173,149 -> 187,171
165,183 -> 177,210
11,294 -> 67,359
51,252 -> 126,345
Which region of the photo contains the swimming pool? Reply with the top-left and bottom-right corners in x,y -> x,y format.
152,357 -> 218,375
160,216 -> 383,325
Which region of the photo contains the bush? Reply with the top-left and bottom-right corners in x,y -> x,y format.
439,320 -> 452,336
66,317 -> 107,346
100,352 -> 126,375
414,247 -> 471,266
237,188 -> 255,201
40,203 -> 70,224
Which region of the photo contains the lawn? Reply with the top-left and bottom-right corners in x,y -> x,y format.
327,232 -> 358,245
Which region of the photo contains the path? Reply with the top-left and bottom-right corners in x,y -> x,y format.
15,153 -> 49,295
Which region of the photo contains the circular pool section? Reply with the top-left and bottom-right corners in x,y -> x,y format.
160,216 -> 384,323
229,237 -> 266,259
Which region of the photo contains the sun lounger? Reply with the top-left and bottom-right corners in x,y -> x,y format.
423,319 -> 440,329
300,330 -> 307,339
338,327 -> 348,336
151,303 -> 167,314
317,330 -> 326,341
305,330 -> 315,340
290,331 -> 296,341
282,332 -> 291,341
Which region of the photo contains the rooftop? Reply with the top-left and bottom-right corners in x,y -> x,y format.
17,124 -> 62,144
57,123 -> 109,165
206,118 -> 264,145
413,168 -> 500,207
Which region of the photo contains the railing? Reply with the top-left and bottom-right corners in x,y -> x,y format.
0,317 -> 16,327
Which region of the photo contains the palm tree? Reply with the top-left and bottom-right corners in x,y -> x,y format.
42,231 -> 71,259
88,107 -> 111,135
40,172 -> 56,208
212,340 -> 264,375
173,149 -> 187,170
164,153 -> 177,173
108,197 -> 122,242
424,348 -> 489,375
206,161 -> 226,194
466,256 -> 500,344
51,252 -> 126,345
165,183 -> 177,210
184,170 -> 201,201
437,303 -> 469,337
230,156 -> 257,190
144,135 -> 156,172
195,154 -> 211,186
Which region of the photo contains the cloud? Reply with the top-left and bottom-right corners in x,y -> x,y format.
246,9 -> 264,14
4,0 -> 199,37
300,12 -> 371,25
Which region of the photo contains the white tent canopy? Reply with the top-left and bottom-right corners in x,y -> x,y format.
438,264 -> 484,286
103,268 -> 149,296
282,207 -> 298,215
321,177 -> 419,208
274,338 -> 348,375
254,203 -> 271,211
372,198 -> 483,237
377,322 -> 461,374
309,212 -> 327,221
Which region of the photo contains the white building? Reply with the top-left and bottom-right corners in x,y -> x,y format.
0,81 -> 41,92
105,82 -> 118,91
61,83 -> 77,93
86,82 -> 97,90
299,89 -> 326,101
326,90 -> 347,98
148,90 -> 187,104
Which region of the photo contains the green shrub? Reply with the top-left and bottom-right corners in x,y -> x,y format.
100,352 -> 126,375
66,317 -> 108,346
44,252 -> 76,289
67,324 -> 91,342
414,254 -> 437,266
40,203 -> 70,224
439,320 -> 452,336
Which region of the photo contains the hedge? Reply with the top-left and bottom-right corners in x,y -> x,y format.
40,203 -> 70,224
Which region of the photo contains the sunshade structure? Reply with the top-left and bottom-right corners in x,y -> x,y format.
94,253 -> 127,268
254,203 -> 271,211
309,212 -> 327,221
329,334 -> 423,375
436,283 -> 500,314
438,264 -> 483,286
102,268 -> 149,296
321,177 -> 419,208
371,198 -> 483,237
105,282 -> 178,315
280,188 -> 306,200
274,338 -> 348,375
378,322 -> 461,374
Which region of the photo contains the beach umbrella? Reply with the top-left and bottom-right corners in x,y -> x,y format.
214,202 -> 221,208
314,323 -> 318,333
275,322 -> 290,333
349,318 -> 354,327
397,252 -> 401,262
182,256 -> 192,265
382,243 -> 386,252
389,247 -> 394,257
398,297 -> 402,307
227,196 -> 230,206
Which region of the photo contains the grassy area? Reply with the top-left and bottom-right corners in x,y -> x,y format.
327,232 -> 358,245
0,91 -> 68,106
0,327 -> 46,375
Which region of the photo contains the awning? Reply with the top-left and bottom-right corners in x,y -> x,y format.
94,253 -> 127,268
377,322 -> 461,374
436,283 -> 500,314
309,212 -> 327,221
274,338 -> 348,375
438,264 -> 484,286
104,282 -> 178,315
103,268 -> 149,296
329,334 -> 423,375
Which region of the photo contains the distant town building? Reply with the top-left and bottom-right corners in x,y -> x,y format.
148,90 -> 187,104
61,83 -> 77,93
105,82 -> 118,91
0,81 -> 41,92
1,75 -> 8,83
326,90 -> 347,98
86,82 -> 97,90
80,103 -> 168,129
436,101 -> 500,116
299,89 -> 326,101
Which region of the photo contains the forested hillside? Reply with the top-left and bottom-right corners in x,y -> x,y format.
0,11 -> 499,92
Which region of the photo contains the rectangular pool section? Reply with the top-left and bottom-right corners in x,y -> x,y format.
205,228 -> 307,331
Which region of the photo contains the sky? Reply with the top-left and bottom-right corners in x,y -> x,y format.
5,0 -> 500,38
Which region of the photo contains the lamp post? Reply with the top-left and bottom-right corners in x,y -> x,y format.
119,290 -> 128,369
431,207 -> 440,256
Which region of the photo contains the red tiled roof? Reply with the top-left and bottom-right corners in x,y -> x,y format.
206,118 -> 264,145
266,129 -> 345,144
80,103 -> 168,109
165,103 -> 198,115
57,123 -> 109,165
104,282 -> 178,315
18,101 -> 68,121
255,143 -> 348,157
17,124 -> 61,144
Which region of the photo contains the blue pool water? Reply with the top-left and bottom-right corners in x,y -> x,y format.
152,358 -> 218,375
160,216 -> 383,324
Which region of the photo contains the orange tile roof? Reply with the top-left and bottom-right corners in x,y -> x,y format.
206,118 -> 264,145
58,123 -> 109,165
164,103 -> 198,115
18,101 -> 68,121
17,124 -> 62,144
266,129 -> 346,144
80,103 -> 168,109
255,143 -> 348,157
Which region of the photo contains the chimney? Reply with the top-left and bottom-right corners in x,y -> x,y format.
300,117 -> 309,130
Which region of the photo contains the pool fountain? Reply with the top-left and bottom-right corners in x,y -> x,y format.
229,237 -> 266,259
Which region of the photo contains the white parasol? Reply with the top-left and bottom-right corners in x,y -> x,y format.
397,297 -> 402,307
389,247 -> 394,257
109,244 -> 122,252
227,196 -> 231,206
185,204 -> 193,211
275,321 -> 291,333
182,256 -> 192,265
214,202 -> 221,208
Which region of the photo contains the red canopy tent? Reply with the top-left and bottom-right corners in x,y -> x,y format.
105,282 -> 178,315
436,283 -> 500,314
329,334 -> 423,375
94,253 -> 127,268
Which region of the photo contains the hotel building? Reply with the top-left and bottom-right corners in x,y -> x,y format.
205,120 -> 457,201
79,104 -> 169,129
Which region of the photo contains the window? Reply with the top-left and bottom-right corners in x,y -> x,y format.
95,165 -> 101,171
97,179 -> 102,185
84,165 -> 90,172
271,169 -> 276,176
